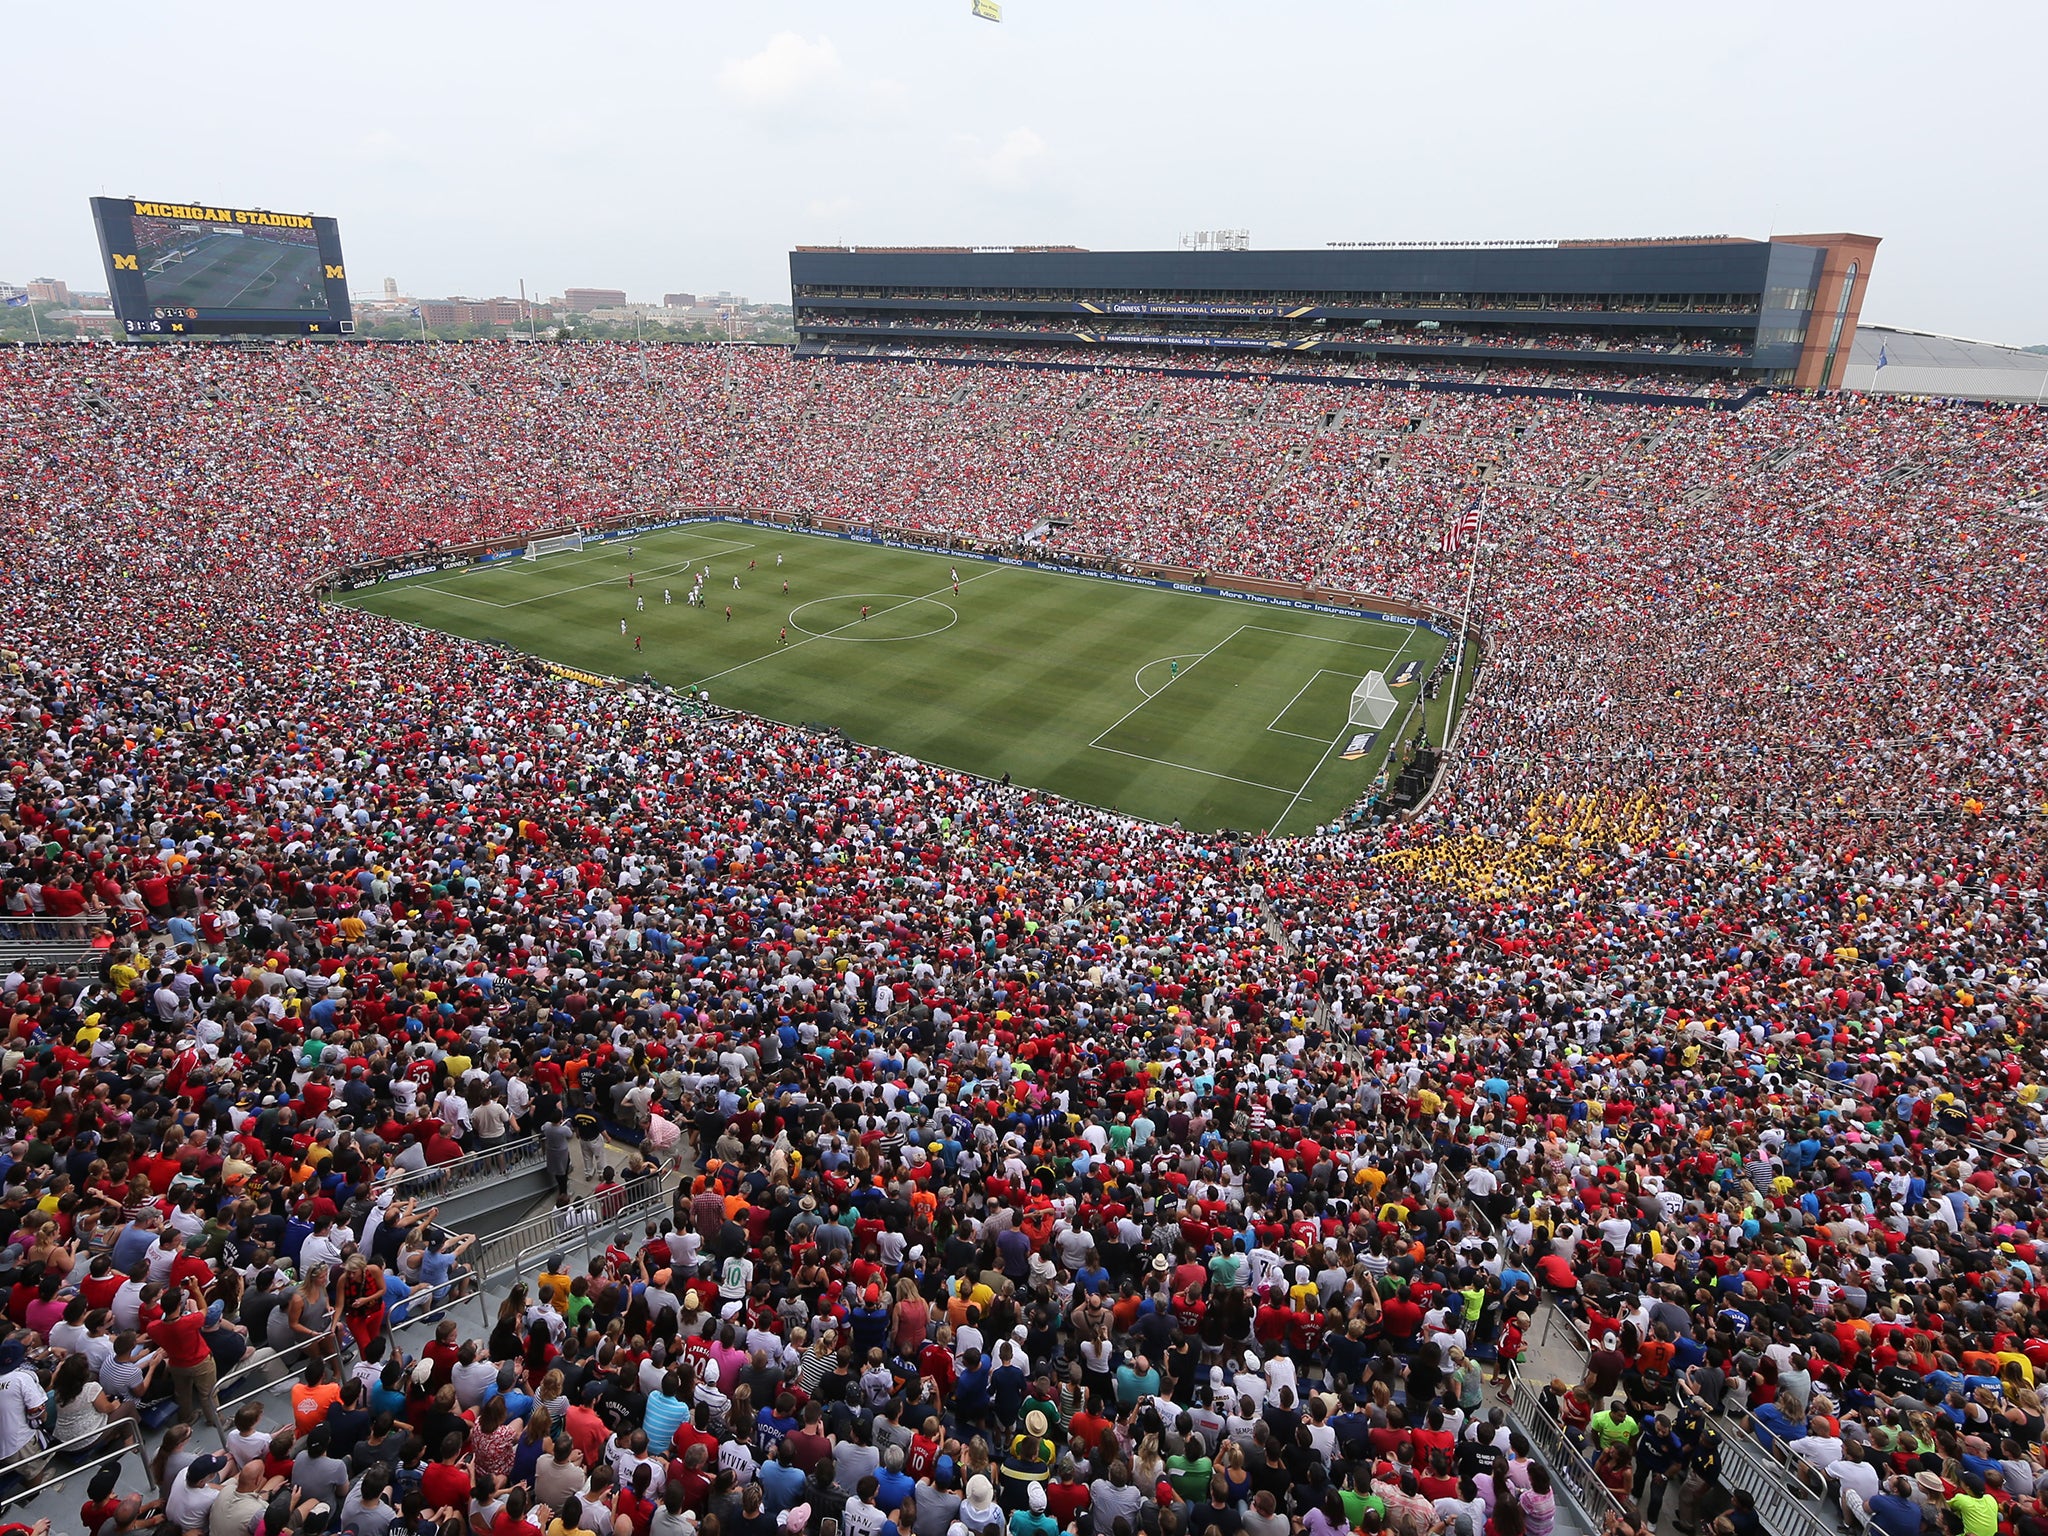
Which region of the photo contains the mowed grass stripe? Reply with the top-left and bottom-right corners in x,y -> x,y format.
340,525 -> 1451,832
1169,632 -> 1344,801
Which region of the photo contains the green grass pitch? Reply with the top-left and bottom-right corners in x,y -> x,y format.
337,525 -> 1460,835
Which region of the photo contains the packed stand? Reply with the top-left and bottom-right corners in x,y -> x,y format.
0,340 -> 2043,1536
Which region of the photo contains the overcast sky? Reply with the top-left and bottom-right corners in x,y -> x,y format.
5,1 -> 2043,342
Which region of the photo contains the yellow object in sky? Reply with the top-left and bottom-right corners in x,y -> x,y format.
972,0 -> 1002,19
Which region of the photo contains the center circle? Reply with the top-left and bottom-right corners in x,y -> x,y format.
787,593 -> 959,642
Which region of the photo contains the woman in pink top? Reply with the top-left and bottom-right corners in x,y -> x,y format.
892,1277 -> 932,1353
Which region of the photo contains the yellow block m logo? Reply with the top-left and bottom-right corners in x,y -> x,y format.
324,264 -> 345,280
112,254 -> 138,270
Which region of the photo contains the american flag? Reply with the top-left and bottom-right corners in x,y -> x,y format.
1440,501 -> 1482,554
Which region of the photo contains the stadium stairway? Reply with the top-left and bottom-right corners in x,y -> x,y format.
1,1143 -> 1658,1536
0,1132 -> 663,1527
376,1137 -> 560,1240
0,916 -> 108,974
1512,1299 -> 1848,1536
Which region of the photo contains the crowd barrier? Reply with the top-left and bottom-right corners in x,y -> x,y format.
372,1134 -> 546,1199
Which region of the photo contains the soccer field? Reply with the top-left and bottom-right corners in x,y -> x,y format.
338,525 -> 1461,834
141,235 -> 326,312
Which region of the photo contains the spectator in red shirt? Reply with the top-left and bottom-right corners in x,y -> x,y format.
420,1433 -> 472,1510
146,1275 -> 219,1429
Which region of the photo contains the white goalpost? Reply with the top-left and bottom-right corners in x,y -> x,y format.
522,531 -> 585,561
1349,671 -> 1399,729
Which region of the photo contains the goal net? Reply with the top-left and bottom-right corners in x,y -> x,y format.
1349,671 -> 1399,729
522,531 -> 584,561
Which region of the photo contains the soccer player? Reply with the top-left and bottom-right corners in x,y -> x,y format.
748,559 -> 756,570
636,595 -> 643,610
725,605 -> 732,622
779,627 -> 788,646
620,618 -> 627,635
1171,660 -> 1179,678
634,635 -> 642,651
950,566 -> 958,583
732,574 -> 740,589
663,588 -> 672,604
776,552 -> 783,566
628,572 -> 634,587
860,605 -> 870,620
782,579 -> 789,595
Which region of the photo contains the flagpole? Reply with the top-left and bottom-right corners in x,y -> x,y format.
1441,500 -> 1485,759
29,302 -> 42,347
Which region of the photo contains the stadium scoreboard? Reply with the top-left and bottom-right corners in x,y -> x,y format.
90,196 -> 354,338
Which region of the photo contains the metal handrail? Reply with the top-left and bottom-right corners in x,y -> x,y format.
482,1181 -> 679,1326
0,913 -> 106,939
516,1183 -> 674,1271
1,1167 -> 675,1508
0,913 -> 108,963
1537,1297 -> 1839,1536
215,1285 -> 475,1416
473,1169 -> 675,1295
374,1134 -> 544,1194
1505,1396 -> 1625,1533
1716,1425 -> 1838,1536
0,1282 -> 481,1511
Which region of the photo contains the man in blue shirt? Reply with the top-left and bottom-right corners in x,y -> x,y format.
418,1230 -> 475,1305
110,1213 -> 162,1275
758,1443 -> 808,1517
953,1348 -> 993,1426
874,1444 -> 916,1512
642,1368 -> 690,1456
1866,1475 -> 1925,1536
1115,1354 -> 1160,1410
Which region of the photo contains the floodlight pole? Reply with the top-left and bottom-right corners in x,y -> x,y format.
1441,501 -> 1486,760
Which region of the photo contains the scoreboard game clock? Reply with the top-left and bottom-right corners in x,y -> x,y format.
90,196 -> 355,339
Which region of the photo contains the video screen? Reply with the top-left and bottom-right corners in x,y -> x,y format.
128,212 -> 328,313
90,196 -> 354,338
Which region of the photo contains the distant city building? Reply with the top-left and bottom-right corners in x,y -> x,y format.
383,277 -> 399,301
663,293 -> 696,309
417,297 -> 551,326
57,310 -> 121,336
0,283 -> 23,303
562,287 -> 627,313
26,278 -> 72,306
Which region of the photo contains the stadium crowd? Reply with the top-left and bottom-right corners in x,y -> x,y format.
800,343 -> 1752,399
0,339 -> 2045,1536
805,319 -> 1750,360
